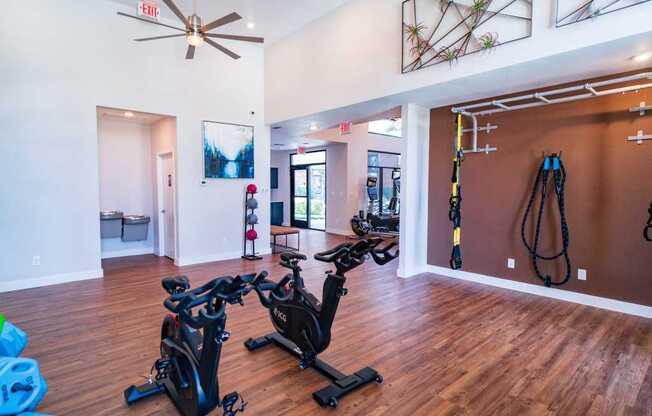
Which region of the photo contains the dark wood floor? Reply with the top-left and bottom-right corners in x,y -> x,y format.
1,230 -> 650,415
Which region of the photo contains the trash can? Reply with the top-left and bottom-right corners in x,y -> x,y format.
122,215 -> 151,242
100,211 -> 123,239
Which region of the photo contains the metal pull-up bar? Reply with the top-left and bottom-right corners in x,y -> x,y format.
452,71 -> 652,116
450,71 -> 652,154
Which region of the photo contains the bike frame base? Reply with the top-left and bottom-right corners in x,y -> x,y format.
245,332 -> 381,407
124,381 -> 166,405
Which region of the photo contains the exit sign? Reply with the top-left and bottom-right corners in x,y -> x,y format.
339,121 -> 353,136
138,1 -> 160,20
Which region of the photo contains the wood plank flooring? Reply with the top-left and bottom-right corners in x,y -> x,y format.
1,230 -> 650,415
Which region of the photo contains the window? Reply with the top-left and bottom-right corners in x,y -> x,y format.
291,151 -> 326,166
367,151 -> 401,215
368,118 -> 402,138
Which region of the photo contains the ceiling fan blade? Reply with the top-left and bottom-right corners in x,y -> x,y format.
204,34 -> 264,43
204,38 -> 240,60
186,45 -> 196,60
135,34 -> 186,42
162,0 -> 189,27
201,12 -> 242,32
117,12 -> 186,32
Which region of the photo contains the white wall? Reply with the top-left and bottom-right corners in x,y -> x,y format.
265,0 -> 652,124
98,116 -> 155,258
0,0 -> 268,291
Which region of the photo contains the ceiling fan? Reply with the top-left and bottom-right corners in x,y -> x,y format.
117,0 -> 264,60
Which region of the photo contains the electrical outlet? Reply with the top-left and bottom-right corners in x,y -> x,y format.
507,258 -> 516,269
32,255 -> 40,266
578,269 -> 587,281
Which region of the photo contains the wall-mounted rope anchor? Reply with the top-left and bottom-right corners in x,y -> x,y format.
453,111 -> 498,155
627,130 -> 652,144
629,101 -> 652,116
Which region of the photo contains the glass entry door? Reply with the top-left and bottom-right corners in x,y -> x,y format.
308,164 -> 326,230
291,167 -> 309,228
290,151 -> 326,230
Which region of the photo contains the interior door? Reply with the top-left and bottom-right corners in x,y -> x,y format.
291,167 -> 308,228
161,154 -> 176,259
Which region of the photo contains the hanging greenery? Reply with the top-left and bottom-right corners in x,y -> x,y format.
479,32 -> 500,50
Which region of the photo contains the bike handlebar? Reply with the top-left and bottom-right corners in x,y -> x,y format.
163,272 -> 265,329
313,238 -> 399,274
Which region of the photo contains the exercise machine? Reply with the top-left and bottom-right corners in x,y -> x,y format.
521,153 -> 571,287
244,239 -> 398,408
645,202 -> 652,242
351,172 -> 400,237
124,273 -> 264,416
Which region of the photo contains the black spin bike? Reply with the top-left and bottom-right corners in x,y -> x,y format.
244,238 -> 399,408
124,272 -> 266,416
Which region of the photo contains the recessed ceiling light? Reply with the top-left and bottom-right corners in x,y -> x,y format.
633,52 -> 652,62
124,111 -> 134,118
309,122 -> 319,131
247,22 -> 255,29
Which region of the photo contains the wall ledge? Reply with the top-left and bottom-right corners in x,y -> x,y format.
426,265 -> 652,319
176,249 -> 273,268
0,268 -> 104,293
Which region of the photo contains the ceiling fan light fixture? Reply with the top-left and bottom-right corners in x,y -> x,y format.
187,32 -> 204,47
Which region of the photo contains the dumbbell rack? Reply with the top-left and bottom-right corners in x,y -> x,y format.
242,189 -> 263,261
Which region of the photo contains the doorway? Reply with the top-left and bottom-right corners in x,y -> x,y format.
290,151 -> 326,230
157,152 -> 176,259
96,106 -> 177,262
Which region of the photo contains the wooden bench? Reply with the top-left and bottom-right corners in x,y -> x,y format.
270,226 -> 301,254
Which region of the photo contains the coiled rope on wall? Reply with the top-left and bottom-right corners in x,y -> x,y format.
521,153 -> 571,287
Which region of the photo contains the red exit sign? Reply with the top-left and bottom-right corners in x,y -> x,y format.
339,121 -> 353,136
138,1 -> 160,20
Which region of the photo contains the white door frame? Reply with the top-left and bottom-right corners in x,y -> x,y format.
156,151 -> 178,259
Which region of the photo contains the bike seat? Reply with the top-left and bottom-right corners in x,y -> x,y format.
162,276 -> 190,295
280,252 -> 307,263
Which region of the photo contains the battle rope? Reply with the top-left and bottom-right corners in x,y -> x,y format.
449,113 -> 464,270
645,202 -> 652,242
521,153 -> 571,287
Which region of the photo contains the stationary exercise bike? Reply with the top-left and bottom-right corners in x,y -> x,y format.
351,173 -> 400,237
244,238 -> 399,408
124,272 -> 265,416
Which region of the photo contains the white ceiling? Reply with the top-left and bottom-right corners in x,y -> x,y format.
109,0 -> 352,44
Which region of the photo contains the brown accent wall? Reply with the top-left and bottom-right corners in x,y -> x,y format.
427,70 -> 652,307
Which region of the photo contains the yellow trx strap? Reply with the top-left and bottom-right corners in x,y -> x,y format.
449,113 -> 463,269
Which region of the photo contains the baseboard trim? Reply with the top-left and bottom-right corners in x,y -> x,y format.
101,247 -> 154,259
176,248 -> 273,267
426,265 -> 652,319
0,268 -> 104,293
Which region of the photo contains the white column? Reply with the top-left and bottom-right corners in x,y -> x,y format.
398,104 -> 430,278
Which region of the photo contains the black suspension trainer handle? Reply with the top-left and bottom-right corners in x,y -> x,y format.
645,203 -> 652,242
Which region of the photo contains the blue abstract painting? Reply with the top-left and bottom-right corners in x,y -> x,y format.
203,121 -> 254,179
